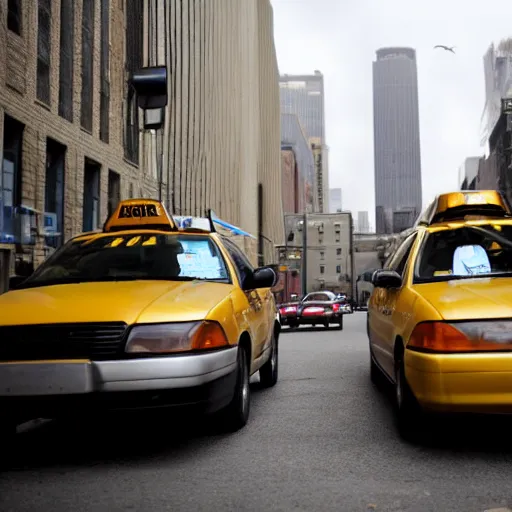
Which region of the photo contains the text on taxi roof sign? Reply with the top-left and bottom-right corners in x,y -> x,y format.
103,199 -> 177,232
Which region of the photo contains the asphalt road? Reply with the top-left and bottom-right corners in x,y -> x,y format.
2,313 -> 512,512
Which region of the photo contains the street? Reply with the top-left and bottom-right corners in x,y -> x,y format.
2,313 -> 512,512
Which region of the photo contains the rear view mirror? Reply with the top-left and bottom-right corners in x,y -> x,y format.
245,267 -> 278,290
372,270 -> 402,289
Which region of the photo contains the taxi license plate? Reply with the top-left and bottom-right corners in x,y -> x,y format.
0,361 -> 94,396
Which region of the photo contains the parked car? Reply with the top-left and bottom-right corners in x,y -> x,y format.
368,190 -> 512,440
0,199 -> 281,437
279,291 -> 346,329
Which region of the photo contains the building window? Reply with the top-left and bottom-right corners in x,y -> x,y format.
107,170 -> 120,217
319,235 -> 323,245
335,234 -> 340,243
320,251 -> 324,260
1,116 -> 24,243
124,0 -> 143,163
37,0 -> 51,104
83,159 -> 100,231
8,0 -> 22,35
99,0 -> 110,143
336,248 -> 342,256
320,265 -> 325,274
336,265 -> 341,273
80,0 -> 94,132
44,139 -> 66,248
58,1 -> 74,122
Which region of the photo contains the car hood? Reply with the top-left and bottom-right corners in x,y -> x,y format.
416,277 -> 512,320
0,280 -> 235,326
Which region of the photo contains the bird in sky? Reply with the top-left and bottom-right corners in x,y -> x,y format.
434,45 -> 456,53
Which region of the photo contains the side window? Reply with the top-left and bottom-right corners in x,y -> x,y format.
386,234 -> 417,277
222,238 -> 254,287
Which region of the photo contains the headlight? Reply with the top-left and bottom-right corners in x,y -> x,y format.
125,321 -> 229,354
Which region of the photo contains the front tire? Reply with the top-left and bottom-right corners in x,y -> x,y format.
218,345 -> 250,432
259,332 -> 278,388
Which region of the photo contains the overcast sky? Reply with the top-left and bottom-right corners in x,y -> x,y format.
271,0 -> 511,230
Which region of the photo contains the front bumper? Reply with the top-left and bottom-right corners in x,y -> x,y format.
0,347 -> 238,418
405,349 -> 512,414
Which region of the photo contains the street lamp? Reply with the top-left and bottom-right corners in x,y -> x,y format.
130,65 -> 168,201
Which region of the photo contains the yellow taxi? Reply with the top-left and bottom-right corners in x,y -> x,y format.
0,199 -> 280,436
368,190 -> 512,439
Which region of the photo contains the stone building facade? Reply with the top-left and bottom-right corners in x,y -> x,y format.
0,0 -> 158,287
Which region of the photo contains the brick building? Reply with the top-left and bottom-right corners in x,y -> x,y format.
0,0 -> 159,290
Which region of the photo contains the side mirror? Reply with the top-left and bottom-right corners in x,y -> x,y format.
245,266 -> 278,290
9,275 -> 27,290
372,269 -> 402,289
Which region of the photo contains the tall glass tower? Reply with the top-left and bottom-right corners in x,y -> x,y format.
373,47 -> 422,234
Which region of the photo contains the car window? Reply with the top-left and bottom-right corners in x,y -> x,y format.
18,233 -> 230,289
386,234 -> 417,277
415,224 -> 512,283
222,237 -> 254,287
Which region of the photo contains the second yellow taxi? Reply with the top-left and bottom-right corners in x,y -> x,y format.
368,190 -> 512,439
0,199 -> 281,436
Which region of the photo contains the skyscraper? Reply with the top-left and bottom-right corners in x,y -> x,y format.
357,211 -> 370,233
280,71 -> 329,212
372,47 -> 422,234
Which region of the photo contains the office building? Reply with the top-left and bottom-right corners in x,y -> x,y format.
145,0 -> 284,265
280,71 -> 329,212
0,0 -> 160,291
373,47 -> 422,234
458,157 -> 481,190
283,212 -> 354,296
281,113 -> 316,213
357,211 -> 370,233
482,39 -> 512,147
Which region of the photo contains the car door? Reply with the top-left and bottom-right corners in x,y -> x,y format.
222,239 -> 269,363
370,233 -> 418,378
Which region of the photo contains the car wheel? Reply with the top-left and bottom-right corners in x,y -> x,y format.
395,359 -> 422,441
259,332 -> 278,388
337,316 -> 344,330
218,345 -> 250,432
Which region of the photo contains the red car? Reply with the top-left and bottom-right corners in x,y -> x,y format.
278,291 -> 345,330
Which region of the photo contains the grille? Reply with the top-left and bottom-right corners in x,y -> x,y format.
0,322 -> 128,361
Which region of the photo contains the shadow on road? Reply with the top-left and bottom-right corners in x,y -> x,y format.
1,383 -> 266,472
370,371 -> 512,455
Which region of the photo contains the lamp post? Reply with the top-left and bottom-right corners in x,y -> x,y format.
302,212 -> 308,295
130,66 -> 168,201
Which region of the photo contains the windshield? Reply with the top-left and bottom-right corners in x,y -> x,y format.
415,224 -> 512,283
18,233 -> 230,289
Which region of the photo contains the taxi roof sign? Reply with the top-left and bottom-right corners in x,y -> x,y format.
416,190 -> 511,227
103,199 -> 177,233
